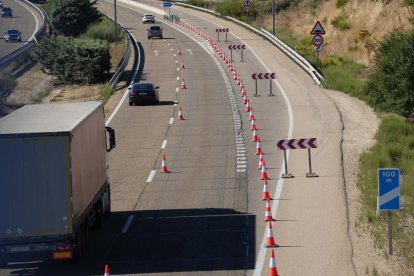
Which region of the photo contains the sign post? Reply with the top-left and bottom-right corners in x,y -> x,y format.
377,168 -> 400,255
311,21 -> 325,61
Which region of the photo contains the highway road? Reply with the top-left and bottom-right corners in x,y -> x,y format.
0,0 -> 356,275
0,0 -> 42,60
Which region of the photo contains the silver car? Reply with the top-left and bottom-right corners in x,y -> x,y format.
142,14 -> 155,24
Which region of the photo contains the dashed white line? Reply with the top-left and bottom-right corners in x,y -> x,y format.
146,170 -> 156,183
121,215 -> 135,234
169,117 -> 174,124
161,140 -> 168,149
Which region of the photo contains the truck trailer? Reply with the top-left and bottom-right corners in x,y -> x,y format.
0,101 -> 116,266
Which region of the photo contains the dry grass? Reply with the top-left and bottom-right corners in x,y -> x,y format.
51,84 -> 105,102
274,0 -> 413,65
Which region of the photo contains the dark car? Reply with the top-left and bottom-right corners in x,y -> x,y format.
128,82 -> 159,105
1,7 -> 12,17
4,29 -> 21,42
147,26 -> 163,39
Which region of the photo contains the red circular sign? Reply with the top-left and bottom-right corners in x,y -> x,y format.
312,34 -> 324,46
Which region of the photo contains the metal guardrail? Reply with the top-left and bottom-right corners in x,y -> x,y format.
175,2 -> 324,86
0,0 -> 46,70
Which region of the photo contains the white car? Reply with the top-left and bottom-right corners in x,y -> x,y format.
142,14 -> 155,24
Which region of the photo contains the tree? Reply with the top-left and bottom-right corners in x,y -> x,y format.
365,30 -> 414,117
50,0 -> 101,37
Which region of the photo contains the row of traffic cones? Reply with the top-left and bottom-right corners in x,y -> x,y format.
176,19 -> 279,276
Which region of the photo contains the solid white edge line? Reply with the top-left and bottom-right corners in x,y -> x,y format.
146,169 -> 156,183
121,214 -> 135,234
18,1 -> 39,41
105,89 -> 129,126
161,139 -> 168,149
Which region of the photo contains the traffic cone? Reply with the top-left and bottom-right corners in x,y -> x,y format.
181,78 -> 187,89
264,198 -> 274,222
161,154 -> 169,173
262,179 -> 270,200
256,140 -> 262,155
239,83 -> 244,91
104,264 -> 110,276
178,48 -> 182,55
233,71 -> 237,80
178,107 -> 185,120
265,221 -> 277,248
268,249 -> 279,276
241,88 -> 246,97
251,130 -> 258,142
243,94 -> 248,105
181,60 -> 185,69
245,100 -> 251,112
260,164 -> 268,180
251,118 -> 257,130
258,153 -> 265,170
249,109 -> 255,121
236,76 -> 241,85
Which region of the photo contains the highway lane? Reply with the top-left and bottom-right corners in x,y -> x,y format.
0,0 -> 42,59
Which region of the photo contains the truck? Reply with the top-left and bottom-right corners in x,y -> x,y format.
0,101 -> 116,266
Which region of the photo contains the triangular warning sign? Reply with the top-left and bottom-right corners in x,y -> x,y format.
311,21 -> 325,35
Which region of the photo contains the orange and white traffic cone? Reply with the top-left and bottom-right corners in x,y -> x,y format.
181,60 -> 185,69
241,88 -> 246,97
256,140 -> 263,155
243,95 -> 248,105
268,249 -> 279,276
265,198 -> 274,222
262,179 -> 270,200
239,83 -> 244,91
233,71 -> 237,80
249,109 -> 255,121
161,154 -> 169,173
181,78 -> 187,89
260,163 -> 268,180
236,75 -> 241,85
245,100 -> 251,112
178,107 -> 185,120
265,221 -> 277,248
251,118 -> 257,130
251,130 -> 259,142
178,48 -> 182,55
258,153 -> 265,170
104,264 -> 110,276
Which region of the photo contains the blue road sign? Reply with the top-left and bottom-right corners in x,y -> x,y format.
163,2 -> 173,7
378,168 -> 400,211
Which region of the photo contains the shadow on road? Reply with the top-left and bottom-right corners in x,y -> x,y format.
4,208 -> 255,275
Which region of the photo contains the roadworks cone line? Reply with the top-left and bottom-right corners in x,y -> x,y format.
178,107 -> 185,120
268,249 -> 279,276
261,164 -> 268,180
258,153 -> 265,170
262,179 -> 270,200
181,78 -> 187,89
256,140 -> 262,155
104,264 -> 110,276
265,221 -> 276,248
265,198 -> 274,222
161,154 -> 169,173
252,130 -> 258,142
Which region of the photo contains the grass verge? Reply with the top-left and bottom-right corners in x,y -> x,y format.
358,115 -> 414,268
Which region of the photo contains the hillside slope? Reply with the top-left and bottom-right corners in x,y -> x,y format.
275,0 -> 413,65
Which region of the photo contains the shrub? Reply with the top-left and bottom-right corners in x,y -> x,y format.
335,0 -> 348,8
331,14 -> 351,30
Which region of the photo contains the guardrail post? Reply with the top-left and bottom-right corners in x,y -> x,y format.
230,48 -> 233,61
225,30 -> 228,42
254,79 -> 259,97
241,49 -> 244,62
268,79 -> 275,96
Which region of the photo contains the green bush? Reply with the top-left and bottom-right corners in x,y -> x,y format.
331,14 -> 351,30
365,30 -> 414,117
84,17 -> 122,43
0,69 -> 16,101
36,36 -> 111,84
335,0 -> 348,8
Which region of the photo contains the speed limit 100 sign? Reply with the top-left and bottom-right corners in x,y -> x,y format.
312,34 -> 324,46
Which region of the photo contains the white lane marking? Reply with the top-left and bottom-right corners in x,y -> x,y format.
167,43 -> 170,46
177,68 -> 180,71
153,50 -> 160,56
173,54 -> 177,57
161,139 -> 168,149
121,215 -> 135,234
176,76 -> 180,81
175,60 -> 179,63
176,87 -> 179,93
146,170 -> 156,183
17,1 -> 39,41
171,48 -> 174,51
186,49 -> 193,55
169,117 -> 174,124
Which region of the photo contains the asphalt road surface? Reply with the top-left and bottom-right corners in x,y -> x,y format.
0,0 -> 356,275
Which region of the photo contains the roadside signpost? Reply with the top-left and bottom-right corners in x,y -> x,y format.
228,44 -> 246,61
277,138 -> 318,178
251,73 -> 276,96
163,2 -> 172,14
244,0 -> 251,14
311,21 -> 325,59
377,168 -> 400,255
216,28 -> 229,42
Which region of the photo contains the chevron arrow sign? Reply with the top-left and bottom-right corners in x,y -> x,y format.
277,138 -> 317,150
